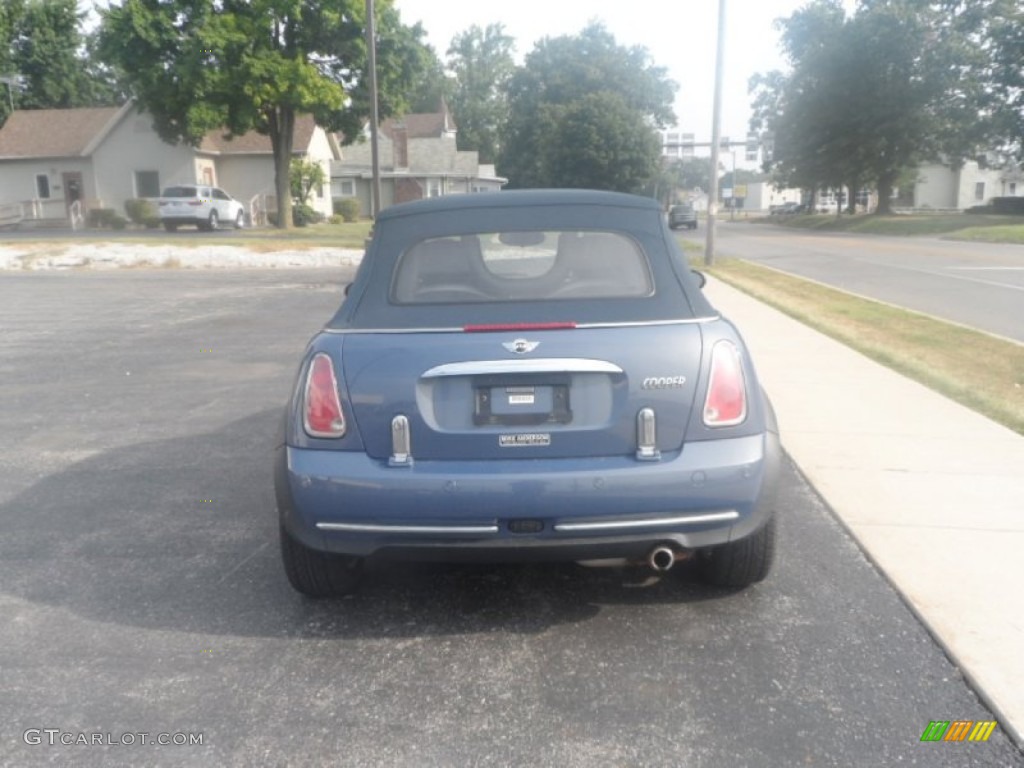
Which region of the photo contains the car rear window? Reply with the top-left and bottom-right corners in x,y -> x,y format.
391,230 -> 654,304
161,186 -> 198,198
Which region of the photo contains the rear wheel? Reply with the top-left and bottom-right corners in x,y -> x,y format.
206,210 -> 219,231
280,526 -> 363,597
697,517 -> 776,587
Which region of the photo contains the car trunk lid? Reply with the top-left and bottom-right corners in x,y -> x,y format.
340,324 -> 703,461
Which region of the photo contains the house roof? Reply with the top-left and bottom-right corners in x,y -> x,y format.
0,105 -> 321,160
379,106 -> 457,141
199,114 -> 318,154
0,107 -> 123,159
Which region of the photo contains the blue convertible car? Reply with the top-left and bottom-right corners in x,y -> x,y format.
275,190 -> 780,596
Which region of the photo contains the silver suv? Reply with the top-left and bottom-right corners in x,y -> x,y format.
668,203 -> 698,230
158,185 -> 245,232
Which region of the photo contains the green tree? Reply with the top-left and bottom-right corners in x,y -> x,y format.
751,0 -> 992,214
447,23 -> 515,164
98,0 -> 429,228
500,23 -> 676,192
290,157 -> 327,204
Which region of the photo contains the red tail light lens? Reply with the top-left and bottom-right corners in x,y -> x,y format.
703,341 -> 747,427
303,353 -> 346,438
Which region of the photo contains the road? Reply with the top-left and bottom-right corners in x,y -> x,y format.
679,222 -> 1024,342
0,270 -> 1019,766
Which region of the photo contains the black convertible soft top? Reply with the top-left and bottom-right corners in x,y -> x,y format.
329,189 -> 715,329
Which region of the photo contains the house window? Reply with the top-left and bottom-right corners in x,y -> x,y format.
35,174 -> 50,199
135,171 -> 160,198
331,179 -> 356,198
1010,182 -> 1018,196
975,182 -> 985,201
427,178 -> 443,198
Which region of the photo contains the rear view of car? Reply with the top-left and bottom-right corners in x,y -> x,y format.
275,190 -> 779,597
158,185 -> 245,231
668,203 -> 698,230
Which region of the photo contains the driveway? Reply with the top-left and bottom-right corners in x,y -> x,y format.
0,269 -> 1018,765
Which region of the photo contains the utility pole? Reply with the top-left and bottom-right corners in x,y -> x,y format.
705,0 -> 726,266
365,0 -> 382,219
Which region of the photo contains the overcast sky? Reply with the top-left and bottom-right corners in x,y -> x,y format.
395,0 -> 858,145
79,0 -> 857,150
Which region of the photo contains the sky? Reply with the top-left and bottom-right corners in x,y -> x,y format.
395,0 -> 858,151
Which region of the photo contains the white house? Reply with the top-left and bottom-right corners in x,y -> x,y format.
331,104 -> 507,217
0,102 -> 337,227
911,159 -> 1023,210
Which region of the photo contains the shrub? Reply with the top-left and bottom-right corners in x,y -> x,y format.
143,216 -> 161,229
124,198 -> 157,225
991,197 -> 1024,216
87,208 -> 118,228
328,214 -> 344,225
110,215 -> 128,230
292,202 -> 318,227
333,197 -> 361,222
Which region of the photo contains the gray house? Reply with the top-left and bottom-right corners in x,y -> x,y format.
0,103 -> 337,228
331,105 -> 507,216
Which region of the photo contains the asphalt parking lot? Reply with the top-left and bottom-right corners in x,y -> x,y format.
1,269 -> 1019,766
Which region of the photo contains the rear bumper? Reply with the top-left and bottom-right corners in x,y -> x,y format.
276,432 -> 780,560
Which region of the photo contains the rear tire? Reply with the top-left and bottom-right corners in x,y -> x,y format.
206,210 -> 219,231
697,517 -> 776,587
280,526 -> 363,597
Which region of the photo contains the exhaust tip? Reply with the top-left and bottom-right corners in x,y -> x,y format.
648,546 -> 676,573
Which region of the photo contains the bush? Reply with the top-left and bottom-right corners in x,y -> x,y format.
124,198 -> 157,225
333,197 -> 361,222
143,216 -> 161,229
991,197 -> 1024,216
86,208 -> 118,228
328,214 -> 344,225
291,202 -> 318,227
267,213 -> 279,227
110,215 -> 128,230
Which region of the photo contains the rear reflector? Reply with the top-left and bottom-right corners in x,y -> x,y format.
303,353 -> 346,438
703,341 -> 747,427
464,322 -> 577,332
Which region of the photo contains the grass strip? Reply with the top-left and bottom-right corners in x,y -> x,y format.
762,213 -> 1024,241
703,258 -> 1024,436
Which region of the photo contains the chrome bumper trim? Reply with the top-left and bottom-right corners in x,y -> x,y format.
554,511 -> 739,533
317,522 -> 499,535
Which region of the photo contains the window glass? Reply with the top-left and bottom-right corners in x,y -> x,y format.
36,174 -> 50,199
135,171 -> 160,198
162,186 -> 197,198
392,231 -> 653,304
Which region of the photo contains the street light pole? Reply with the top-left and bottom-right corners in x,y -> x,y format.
365,0 -> 382,219
704,0 -> 726,266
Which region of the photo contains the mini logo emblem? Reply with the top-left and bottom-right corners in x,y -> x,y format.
503,338 -> 540,354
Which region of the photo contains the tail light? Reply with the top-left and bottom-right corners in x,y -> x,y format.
303,353 -> 346,438
703,341 -> 747,427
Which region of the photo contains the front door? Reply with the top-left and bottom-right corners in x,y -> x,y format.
62,172 -> 83,218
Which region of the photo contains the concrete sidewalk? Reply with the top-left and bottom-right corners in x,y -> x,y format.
704,276 -> 1024,745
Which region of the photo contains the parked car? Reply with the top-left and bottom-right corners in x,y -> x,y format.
158,185 -> 245,231
668,203 -> 698,230
770,202 -> 805,215
275,190 -> 780,596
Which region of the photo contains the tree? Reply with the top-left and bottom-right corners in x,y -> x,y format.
290,157 -> 327,204
446,23 -> 515,164
500,23 -> 676,192
750,0 -> 992,214
98,0 -> 430,228
0,0 -> 118,123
